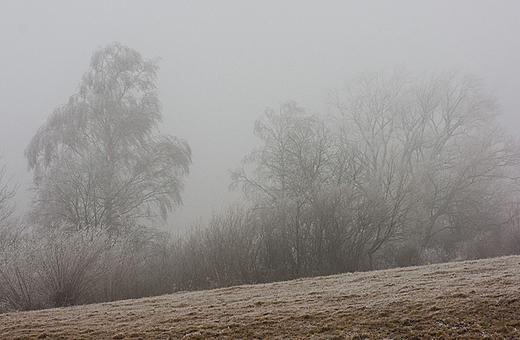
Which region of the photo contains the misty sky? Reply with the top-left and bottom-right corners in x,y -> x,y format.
1,1 -> 520,231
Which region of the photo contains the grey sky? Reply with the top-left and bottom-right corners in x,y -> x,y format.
1,1 -> 520,231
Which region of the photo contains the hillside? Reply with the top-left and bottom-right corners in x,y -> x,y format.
1,256 -> 519,339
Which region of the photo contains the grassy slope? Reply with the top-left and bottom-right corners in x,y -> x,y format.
1,256 -> 520,339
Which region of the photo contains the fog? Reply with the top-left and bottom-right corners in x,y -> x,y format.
1,1 -> 520,232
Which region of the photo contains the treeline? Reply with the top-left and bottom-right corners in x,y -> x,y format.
1,202 -> 519,312
180,71 -> 520,283
2,54 -> 520,312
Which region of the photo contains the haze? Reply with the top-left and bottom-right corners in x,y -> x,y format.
1,1 -> 520,231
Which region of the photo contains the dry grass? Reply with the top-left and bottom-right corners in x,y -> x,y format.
1,255 -> 520,339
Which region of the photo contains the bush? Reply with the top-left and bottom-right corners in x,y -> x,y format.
0,225 -> 108,310
502,224 -> 520,255
38,227 -> 107,307
97,226 -> 174,301
0,223 -> 180,311
0,232 -> 43,312
456,231 -> 503,261
419,246 -> 449,265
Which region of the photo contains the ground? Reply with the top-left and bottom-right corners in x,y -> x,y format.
1,256 -> 520,339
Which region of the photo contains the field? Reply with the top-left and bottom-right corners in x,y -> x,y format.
1,256 -> 519,339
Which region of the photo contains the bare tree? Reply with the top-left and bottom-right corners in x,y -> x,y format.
25,42 -> 192,233
232,102 -> 354,275
334,70 -> 520,256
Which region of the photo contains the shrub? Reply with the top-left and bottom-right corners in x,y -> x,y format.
456,231 -> 503,261
420,246 -> 449,265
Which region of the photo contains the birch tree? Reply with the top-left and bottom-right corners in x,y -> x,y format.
25,42 -> 192,233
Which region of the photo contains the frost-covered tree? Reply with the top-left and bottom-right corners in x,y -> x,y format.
333,70 -> 520,256
234,70 -> 520,273
25,42 -> 191,233
231,101 -> 343,204
232,102 -> 359,275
